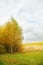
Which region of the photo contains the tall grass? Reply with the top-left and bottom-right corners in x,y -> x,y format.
0,51 -> 43,65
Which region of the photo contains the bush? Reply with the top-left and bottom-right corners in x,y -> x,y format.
0,44 -> 7,54
13,43 -> 24,53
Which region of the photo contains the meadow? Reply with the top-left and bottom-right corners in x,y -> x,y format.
0,51 -> 43,65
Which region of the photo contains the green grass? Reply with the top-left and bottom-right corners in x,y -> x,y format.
0,51 -> 43,65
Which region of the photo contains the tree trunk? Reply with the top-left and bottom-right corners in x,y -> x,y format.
11,45 -> 13,53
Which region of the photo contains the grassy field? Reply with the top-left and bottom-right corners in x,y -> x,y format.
0,51 -> 43,65
23,43 -> 43,51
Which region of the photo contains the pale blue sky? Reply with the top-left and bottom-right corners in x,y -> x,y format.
0,0 -> 43,42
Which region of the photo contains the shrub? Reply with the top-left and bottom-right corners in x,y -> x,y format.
0,44 -> 7,54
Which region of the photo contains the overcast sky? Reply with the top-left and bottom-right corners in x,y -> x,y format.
0,0 -> 43,43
